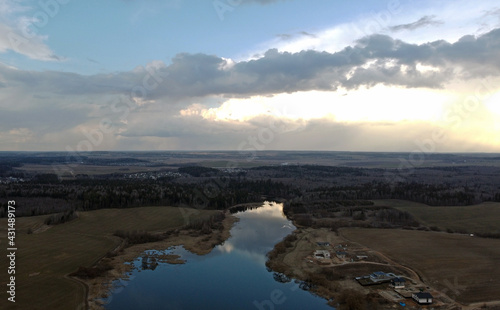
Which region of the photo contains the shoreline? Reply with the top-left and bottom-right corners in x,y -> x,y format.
265,226 -> 431,308
266,226 -> 500,310
80,213 -> 239,310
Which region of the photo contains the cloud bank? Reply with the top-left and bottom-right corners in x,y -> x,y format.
1,28 -> 500,151
2,28 -> 500,101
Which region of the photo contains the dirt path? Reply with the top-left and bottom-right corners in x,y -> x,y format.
338,229 -> 423,283
63,235 -> 125,310
63,275 -> 89,310
463,301 -> 500,310
267,225 -> 500,309
336,229 -> 500,309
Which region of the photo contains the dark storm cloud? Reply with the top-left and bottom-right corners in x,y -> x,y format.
2,28 -> 500,102
0,64 -> 145,96
389,15 -> 443,32
152,28 -> 500,96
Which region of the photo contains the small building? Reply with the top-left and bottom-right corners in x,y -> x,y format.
336,251 -> 347,259
314,250 -> 330,259
412,292 -> 433,304
391,277 -> 406,288
317,242 -> 330,247
369,271 -> 393,283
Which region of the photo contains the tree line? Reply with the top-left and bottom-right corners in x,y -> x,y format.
0,166 -> 497,218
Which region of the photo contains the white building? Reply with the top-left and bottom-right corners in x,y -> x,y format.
391,277 -> 406,288
314,250 -> 330,259
412,292 -> 433,304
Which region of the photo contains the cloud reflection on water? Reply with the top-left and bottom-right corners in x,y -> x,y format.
216,201 -> 294,265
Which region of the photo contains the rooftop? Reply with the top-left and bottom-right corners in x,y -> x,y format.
414,292 -> 433,298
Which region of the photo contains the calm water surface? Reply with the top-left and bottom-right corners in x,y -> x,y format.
105,202 -> 332,310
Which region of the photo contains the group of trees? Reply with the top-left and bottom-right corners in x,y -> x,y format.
44,209 -> 78,225
69,261 -> 113,279
283,199 -> 420,231
113,230 -> 165,245
0,162 -> 22,176
305,181 -> 478,206
374,209 -> 419,227
0,176 -> 298,217
184,212 -> 226,234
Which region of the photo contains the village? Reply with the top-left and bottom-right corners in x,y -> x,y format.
298,231 -> 455,309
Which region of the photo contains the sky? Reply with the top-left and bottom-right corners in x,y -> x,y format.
0,0 -> 500,152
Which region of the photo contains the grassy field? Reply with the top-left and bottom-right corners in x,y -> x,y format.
373,199 -> 500,234
341,228 -> 500,304
0,206 -> 217,310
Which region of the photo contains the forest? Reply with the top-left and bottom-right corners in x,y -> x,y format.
1,161 -> 499,218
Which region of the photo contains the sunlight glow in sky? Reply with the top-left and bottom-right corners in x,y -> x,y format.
0,0 -> 499,151
199,86 -> 448,123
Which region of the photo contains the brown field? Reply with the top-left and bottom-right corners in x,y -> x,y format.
341,228 -> 500,304
0,206 -> 219,310
373,199 -> 500,234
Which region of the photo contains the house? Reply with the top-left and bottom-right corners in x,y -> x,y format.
314,250 -> 330,259
336,251 -> 347,259
369,271 -> 393,283
370,271 -> 387,280
391,277 -> 406,288
412,292 -> 433,304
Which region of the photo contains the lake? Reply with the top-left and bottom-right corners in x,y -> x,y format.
104,202 -> 332,310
